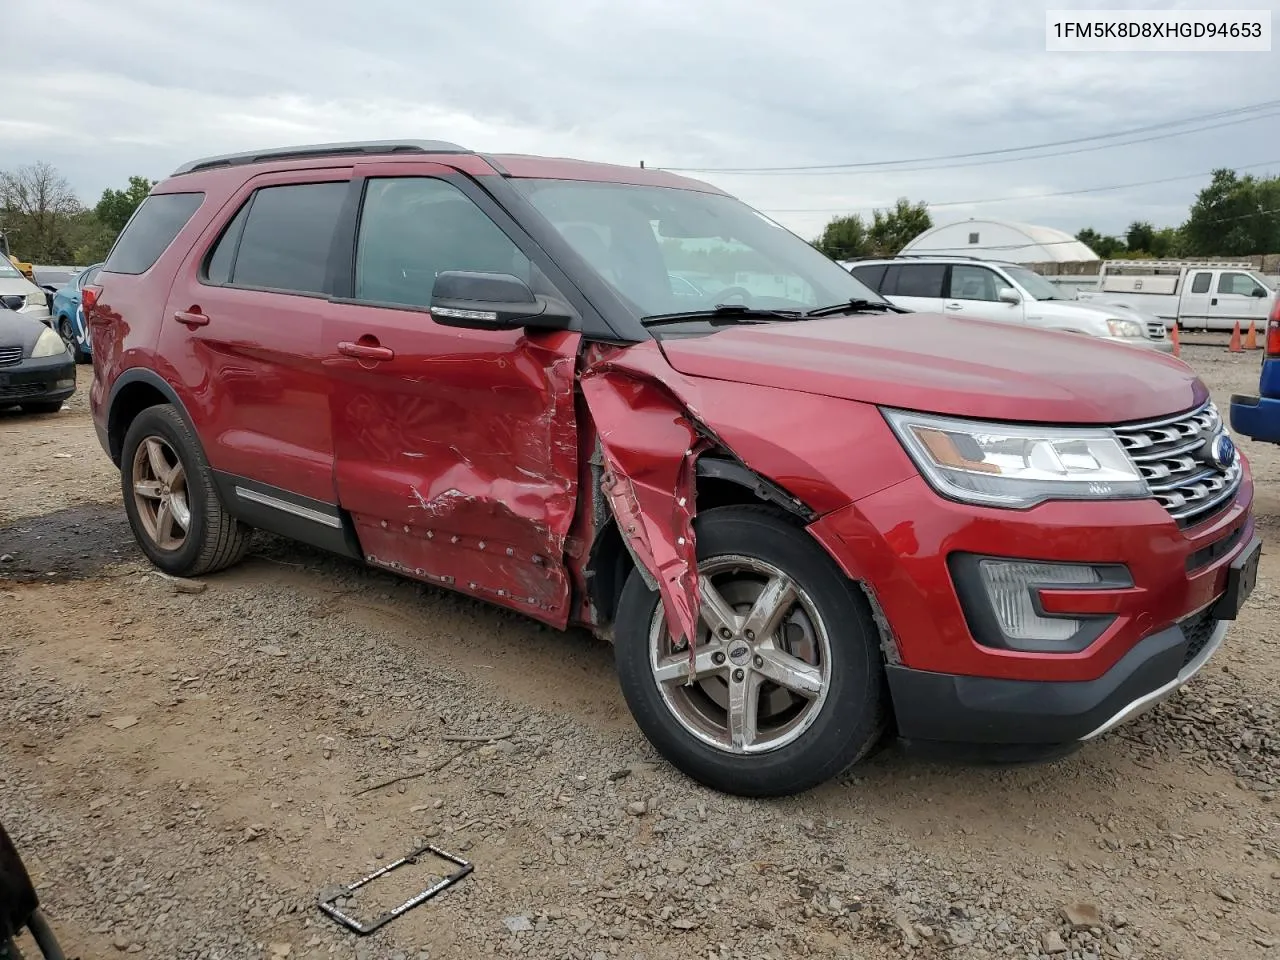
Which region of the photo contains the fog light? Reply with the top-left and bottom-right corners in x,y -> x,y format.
978,559 -> 1100,642
55,379 -> 75,389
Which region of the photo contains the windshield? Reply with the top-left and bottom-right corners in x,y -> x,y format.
0,257 -> 23,280
511,179 -> 883,318
1001,264 -> 1066,301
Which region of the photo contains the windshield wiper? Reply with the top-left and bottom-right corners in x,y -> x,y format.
804,298 -> 907,317
641,304 -> 805,328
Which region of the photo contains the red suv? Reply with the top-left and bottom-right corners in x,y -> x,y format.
87,140 -> 1259,797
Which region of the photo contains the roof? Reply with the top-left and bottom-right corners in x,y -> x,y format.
167,140 -> 723,193
902,218 -> 1099,262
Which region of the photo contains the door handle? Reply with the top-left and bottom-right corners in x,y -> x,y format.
174,309 -> 210,327
1211,298 -> 1218,306
944,303 -> 964,311
338,340 -> 395,362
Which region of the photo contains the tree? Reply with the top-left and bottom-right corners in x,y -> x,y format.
0,161 -> 83,262
813,214 -> 871,260
95,176 -> 156,234
1075,227 -> 1126,259
868,198 -> 931,256
1125,221 -> 1156,255
1180,168 -> 1280,256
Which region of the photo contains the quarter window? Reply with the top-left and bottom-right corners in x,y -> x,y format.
103,192 -> 204,275
1190,272 -> 1211,294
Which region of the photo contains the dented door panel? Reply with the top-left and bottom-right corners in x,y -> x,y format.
325,299 -> 581,625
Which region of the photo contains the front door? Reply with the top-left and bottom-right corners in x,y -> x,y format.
942,263 -> 1024,324
1209,270 -> 1271,331
160,171 -> 349,509
322,164 -> 583,626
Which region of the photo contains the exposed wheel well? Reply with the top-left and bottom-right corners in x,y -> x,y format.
107,382 -> 171,465
586,465 -> 805,629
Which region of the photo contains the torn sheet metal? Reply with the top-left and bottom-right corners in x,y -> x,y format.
580,354 -> 710,657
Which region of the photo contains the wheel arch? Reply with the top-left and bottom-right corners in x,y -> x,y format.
106,369 -> 199,466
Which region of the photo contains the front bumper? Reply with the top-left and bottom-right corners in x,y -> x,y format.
1098,334 -> 1174,353
884,610 -> 1226,748
0,351 -> 77,406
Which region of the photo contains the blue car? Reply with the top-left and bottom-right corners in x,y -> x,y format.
50,262 -> 103,364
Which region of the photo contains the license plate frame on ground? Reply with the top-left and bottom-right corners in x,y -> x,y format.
1211,535 -> 1262,621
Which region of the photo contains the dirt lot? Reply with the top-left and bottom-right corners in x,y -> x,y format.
2,341 -> 1277,960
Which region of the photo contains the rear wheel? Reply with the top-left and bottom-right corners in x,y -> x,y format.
120,405 -> 253,576
57,315 -> 88,364
613,505 -> 887,797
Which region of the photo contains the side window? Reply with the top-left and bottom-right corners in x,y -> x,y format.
880,265 -> 901,296
1218,272 -> 1262,296
215,182 -> 347,295
894,264 -> 946,298
850,263 -> 887,292
354,177 -> 532,309
1190,272 -> 1212,294
204,201 -> 253,286
102,192 -> 204,275
948,265 -> 1000,301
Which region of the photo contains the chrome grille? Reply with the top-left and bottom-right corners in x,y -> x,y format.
1145,322 -> 1166,340
1113,401 -> 1241,527
0,345 -> 22,366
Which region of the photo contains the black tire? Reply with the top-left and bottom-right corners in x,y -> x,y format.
120,404 -> 253,576
614,504 -> 887,797
57,316 -> 88,364
18,400 -> 64,414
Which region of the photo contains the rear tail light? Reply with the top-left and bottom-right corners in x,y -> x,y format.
81,285 -> 100,317
1267,297 -> 1280,357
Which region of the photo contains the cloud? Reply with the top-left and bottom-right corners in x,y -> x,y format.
4,0 -> 1278,239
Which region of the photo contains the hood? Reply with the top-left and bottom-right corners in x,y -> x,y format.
0,276 -> 42,298
657,312 -> 1203,424
0,307 -> 48,353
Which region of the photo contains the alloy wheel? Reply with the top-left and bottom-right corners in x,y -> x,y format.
131,436 -> 191,550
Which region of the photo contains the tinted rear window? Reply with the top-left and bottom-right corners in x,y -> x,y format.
103,192 -> 205,275
894,264 -> 946,298
225,182 -> 347,294
849,263 -> 887,292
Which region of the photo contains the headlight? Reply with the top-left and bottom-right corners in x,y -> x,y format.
1106,319 -> 1144,338
882,409 -> 1149,508
30,326 -> 69,358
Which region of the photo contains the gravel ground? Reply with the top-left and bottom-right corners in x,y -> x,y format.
1,343 -> 1277,960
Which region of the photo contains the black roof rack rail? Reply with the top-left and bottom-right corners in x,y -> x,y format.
171,140 -> 471,176
891,253 -> 993,261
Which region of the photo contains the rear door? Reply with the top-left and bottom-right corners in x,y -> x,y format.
942,263 -> 1023,324
322,162 -> 583,626
883,262 -> 947,313
159,170 -> 348,529
1178,270 -> 1213,327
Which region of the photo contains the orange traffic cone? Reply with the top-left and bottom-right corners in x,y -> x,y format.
1228,322 -> 1242,353
1245,319 -> 1260,350
1171,324 -> 1181,357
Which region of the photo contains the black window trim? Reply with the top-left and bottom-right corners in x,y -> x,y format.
326,168 -> 611,337
197,179 -> 349,300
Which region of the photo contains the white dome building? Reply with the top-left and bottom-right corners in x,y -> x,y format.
900,218 -> 1099,263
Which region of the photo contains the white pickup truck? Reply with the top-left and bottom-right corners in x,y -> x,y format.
1074,259 -> 1277,331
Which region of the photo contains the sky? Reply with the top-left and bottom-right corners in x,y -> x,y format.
5,0 -> 1279,243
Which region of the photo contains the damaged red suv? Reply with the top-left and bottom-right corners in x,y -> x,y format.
88,140 -> 1259,797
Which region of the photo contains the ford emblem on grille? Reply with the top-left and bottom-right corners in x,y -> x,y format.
1208,432 -> 1237,470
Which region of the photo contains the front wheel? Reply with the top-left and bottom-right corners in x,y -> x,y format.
613,505 -> 887,797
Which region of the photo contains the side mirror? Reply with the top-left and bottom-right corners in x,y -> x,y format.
1251,287 -> 1268,298
430,271 -> 573,332
997,287 -> 1021,305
